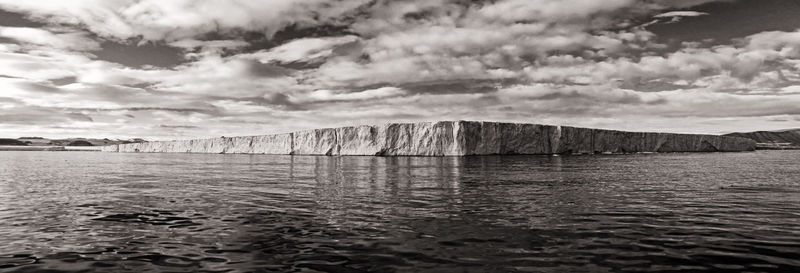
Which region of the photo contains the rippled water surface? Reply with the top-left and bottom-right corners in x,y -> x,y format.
1,151 -> 799,272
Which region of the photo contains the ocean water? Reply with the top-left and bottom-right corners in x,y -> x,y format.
0,151 -> 799,272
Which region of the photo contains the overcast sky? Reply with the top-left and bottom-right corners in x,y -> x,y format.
1,0 -> 800,140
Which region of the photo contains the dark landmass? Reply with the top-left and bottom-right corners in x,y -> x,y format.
724,129 -> 800,150
0,138 -> 28,146
0,137 -> 147,151
67,140 -> 94,146
6,137 -> 146,146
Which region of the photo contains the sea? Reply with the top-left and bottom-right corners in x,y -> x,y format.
0,150 -> 798,272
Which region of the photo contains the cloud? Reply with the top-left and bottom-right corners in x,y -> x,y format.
0,104 -> 95,125
650,0 -> 731,9
473,0 -> 636,24
308,0 -> 671,89
782,85 -> 800,94
496,84 -> 665,105
652,10 -> 709,23
247,35 -> 360,65
521,28 -> 800,92
0,0 -> 371,41
138,56 -> 298,97
303,86 -> 407,102
159,124 -> 199,129
0,26 -> 100,50
745,30 -> 800,57
0,50 -> 88,80
654,11 -> 709,18
168,39 -> 249,53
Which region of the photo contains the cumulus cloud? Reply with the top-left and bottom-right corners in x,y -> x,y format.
0,0 -> 372,41
517,28 -> 800,95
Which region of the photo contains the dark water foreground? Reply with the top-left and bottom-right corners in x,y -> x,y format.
0,151 -> 798,273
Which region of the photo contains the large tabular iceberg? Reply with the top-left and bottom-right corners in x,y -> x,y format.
101,121 -> 756,156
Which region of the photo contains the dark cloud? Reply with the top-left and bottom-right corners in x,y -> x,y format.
13,81 -> 61,93
273,60 -> 325,70
66,107 -> 219,116
208,93 -> 305,111
0,96 -> 21,103
0,106 -> 94,125
93,40 -> 186,68
0,9 -> 44,28
619,78 -> 693,92
246,61 -> 293,78
66,112 -> 93,122
663,107 -> 800,119
121,82 -> 156,89
502,88 -> 667,105
398,79 -> 519,95
259,93 -> 303,110
122,107 -> 210,113
237,24 -> 358,53
159,124 -> 199,129
50,76 -> 77,86
335,79 -> 511,97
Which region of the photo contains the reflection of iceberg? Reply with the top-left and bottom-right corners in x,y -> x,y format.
291,156 -> 465,224
102,121 -> 756,155
298,156 -> 464,197
295,155 -> 612,228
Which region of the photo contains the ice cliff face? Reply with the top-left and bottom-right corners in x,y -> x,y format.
101,121 -> 756,155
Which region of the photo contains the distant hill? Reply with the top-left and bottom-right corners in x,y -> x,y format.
724,129 -> 800,149
67,140 -> 94,146
0,138 -> 28,145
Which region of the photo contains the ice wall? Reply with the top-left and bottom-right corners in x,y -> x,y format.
101,121 -> 756,155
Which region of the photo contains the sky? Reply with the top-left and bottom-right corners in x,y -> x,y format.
1,0 -> 800,140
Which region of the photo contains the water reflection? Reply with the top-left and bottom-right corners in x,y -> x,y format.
0,151 -> 799,272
